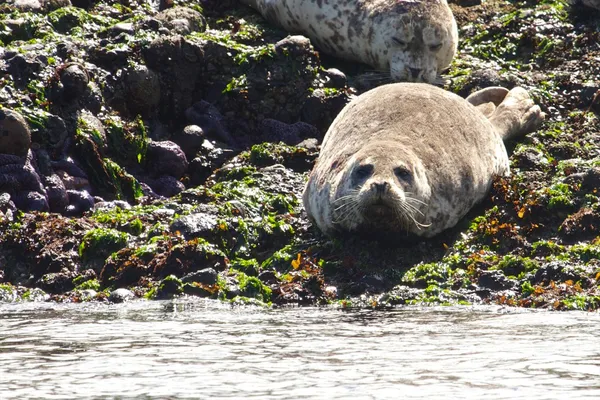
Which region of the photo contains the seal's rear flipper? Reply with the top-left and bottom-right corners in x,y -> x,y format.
466,87 -> 509,107
488,87 -> 545,141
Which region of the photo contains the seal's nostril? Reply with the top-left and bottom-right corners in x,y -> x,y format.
409,67 -> 421,79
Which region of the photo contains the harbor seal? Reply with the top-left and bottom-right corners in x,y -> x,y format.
240,0 -> 458,83
302,83 -> 545,238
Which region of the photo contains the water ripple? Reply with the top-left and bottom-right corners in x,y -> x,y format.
0,301 -> 599,399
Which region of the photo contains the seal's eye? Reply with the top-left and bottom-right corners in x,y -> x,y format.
429,43 -> 442,52
392,37 -> 408,47
354,164 -> 374,180
394,167 -> 412,183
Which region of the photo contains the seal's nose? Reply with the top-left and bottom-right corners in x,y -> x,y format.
371,181 -> 389,195
408,67 -> 421,79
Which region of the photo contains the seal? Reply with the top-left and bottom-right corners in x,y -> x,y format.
302,83 -> 545,238
240,0 -> 459,83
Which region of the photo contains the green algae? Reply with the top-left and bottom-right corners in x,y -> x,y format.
79,228 -> 129,268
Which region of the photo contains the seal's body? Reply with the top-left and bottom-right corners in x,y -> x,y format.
241,0 -> 458,83
303,83 -> 544,238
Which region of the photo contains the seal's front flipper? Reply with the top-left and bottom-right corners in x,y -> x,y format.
487,87 -> 545,141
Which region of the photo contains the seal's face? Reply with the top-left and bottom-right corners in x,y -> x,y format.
331,143 -> 431,234
385,11 -> 458,83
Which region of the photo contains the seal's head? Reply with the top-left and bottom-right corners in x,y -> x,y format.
372,0 -> 458,83
331,141 -> 432,235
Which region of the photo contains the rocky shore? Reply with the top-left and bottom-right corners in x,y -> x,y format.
1,0 -> 599,310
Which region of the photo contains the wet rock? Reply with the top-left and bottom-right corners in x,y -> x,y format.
155,6 -> 207,35
173,125 -> 205,158
56,170 -> 91,191
125,65 -> 161,117
559,207 -> 600,242
170,212 -> 218,239
0,108 -> 31,157
579,85 -> 600,112
11,0 -> 72,12
185,101 -> 233,144
258,270 -> 278,285
65,189 -> 95,216
477,270 -> 517,291
145,140 -> 188,178
449,0 -> 482,6
301,89 -> 350,133
512,147 -> 545,170
108,288 -> 135,303
77,110 -> 106,152
155,276 -> 183,299
94,200 -> 132,212
182,267 -> 217,285
38,113 -> 68,152
581,167 -> 600,191
322,68 -> 347,89
37,271 -> 77,294
14,190 -> 49,212
259,119 -> 319,145
532,261 -> 587,286
146,175 -> 185,197
60,64 -> 89,99
275,35 -> 312,56
43,174 -> 69,213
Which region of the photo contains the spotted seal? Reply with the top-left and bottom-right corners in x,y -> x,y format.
302,83 -> 545,238
240,0 -> 458,83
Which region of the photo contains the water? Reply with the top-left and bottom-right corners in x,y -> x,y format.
0,300 -> 599,400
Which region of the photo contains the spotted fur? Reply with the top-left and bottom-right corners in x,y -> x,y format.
240,0 -> 458,82
303,83 -> 545,238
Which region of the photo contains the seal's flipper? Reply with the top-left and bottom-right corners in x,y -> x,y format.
488,87 -> 545,141
466,87 -> 509,108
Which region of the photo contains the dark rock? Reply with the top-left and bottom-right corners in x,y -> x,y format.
188,139 -> 237,185
185,101 -> 233,144
94,200 -> 132,212
108,288 -> 135,303
155,6 -> 207,35
125,65 -> 161,116
147,174 -> 185,197
301,89 -> 350,133
532,261 -> 587,286
43,174 -> 69,213
478,270 -> 517,291
0,108 -> 31,157
37,271 -> 76,294
173,125 -> 205,158
40,113 -> 68,152
60,64 -> 89,99
65,189 -> 95,216
259,119 -> 319,145
14,190 -> 49,212
322,68 -> 347,88
580,85 -> 600,113
145,140 -> 188,178
559,207 -> 600,242
182,267 -> 218,285
258,271 -> 278,285
170,212 -> 218,239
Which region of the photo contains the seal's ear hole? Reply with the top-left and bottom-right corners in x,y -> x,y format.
394,166 -> 412,183
392,37 -> 408,47
353,164 -> 374,181
429,43 -> 442,52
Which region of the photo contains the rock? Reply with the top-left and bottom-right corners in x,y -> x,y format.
155,6 -> 207,35
145,140 -> 188,178
44,174 -> 69,213
108,288 -> 135,303
259,119 -> 319,145
125,65 -> 161,116
185,101 -> 233,144
94,200 -> 132,212
37,271 -> 76,294
0,108 -> 31,157
147,175 -> 185,197
60,64 -> 89,99
188,140 -> 237,186
14,190 -> 49,212
170,212 -> 218,239
477,270 -> 517,291
65,189 -> 95,216
182,267 -> 218,285
173,125 -> 205,158
559,207 -> 600,242
322,68 -> 347,88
